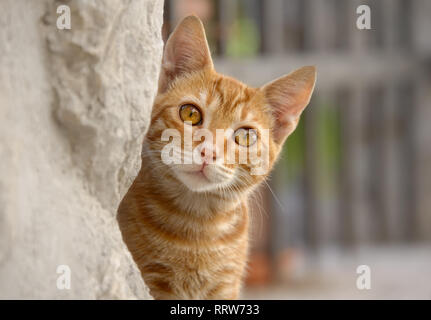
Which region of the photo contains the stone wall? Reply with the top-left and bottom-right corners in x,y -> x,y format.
0,0 -> 164,299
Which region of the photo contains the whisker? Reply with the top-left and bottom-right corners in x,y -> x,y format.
262,179 -> 285,212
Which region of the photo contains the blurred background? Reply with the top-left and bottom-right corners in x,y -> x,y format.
162,0 -> 431,299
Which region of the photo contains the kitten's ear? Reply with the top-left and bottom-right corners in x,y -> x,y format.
263,66 -> 316,144
158,15 -> 213,93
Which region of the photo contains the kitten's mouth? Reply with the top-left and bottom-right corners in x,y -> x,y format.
172,163 -> 225,192
171,162 -> 233,192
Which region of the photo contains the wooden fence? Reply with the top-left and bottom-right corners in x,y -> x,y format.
163,0 -> 431,251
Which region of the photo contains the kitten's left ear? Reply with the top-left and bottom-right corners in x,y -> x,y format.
262,66 -> 316,144
158,15 -> 213,93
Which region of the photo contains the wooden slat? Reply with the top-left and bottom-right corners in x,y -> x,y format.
262,0 -> 284,54
397,0 -> 413,50
333,0 -> 350,50
349,0 -> 367,52
282,0 -> 304,51
349,84 -> 369,245
382,0 -> 397,50
217,0 -> 237,57
410,0 -> 431,54
302,0 -> 333,51
381,82 -> 404,241
337,87 -> 357,247
366,85 -> 390,243
397,81 -> 419,242
414,75 -> 431,241
214,53 -> 419,89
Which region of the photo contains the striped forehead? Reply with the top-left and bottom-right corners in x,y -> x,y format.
178,77 -> 261,128
209,79 -> 258,123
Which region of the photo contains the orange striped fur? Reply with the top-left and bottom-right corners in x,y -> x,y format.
117,16 -> 316,300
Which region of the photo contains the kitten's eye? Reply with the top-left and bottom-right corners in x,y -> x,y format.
179,104 -> 202,125
234,128 -> 257,147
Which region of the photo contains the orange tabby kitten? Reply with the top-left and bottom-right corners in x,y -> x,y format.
117,16 -> 316,300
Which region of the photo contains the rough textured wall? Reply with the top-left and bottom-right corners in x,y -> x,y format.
0,0 -> 163,299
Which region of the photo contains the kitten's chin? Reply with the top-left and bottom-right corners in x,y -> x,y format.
173,168 -> 230,193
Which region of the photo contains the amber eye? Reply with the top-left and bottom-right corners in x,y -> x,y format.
179,104 -> 202,125
234,128 -> 258,147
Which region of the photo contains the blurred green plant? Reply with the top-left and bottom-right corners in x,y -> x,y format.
226,16 -> 259,57
282,98 -> 341,196
315,101 -> 341,195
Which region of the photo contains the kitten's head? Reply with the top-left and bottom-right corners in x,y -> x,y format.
145,16 -> 316,194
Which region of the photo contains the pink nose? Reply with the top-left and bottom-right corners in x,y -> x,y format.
200,146 -> 217,163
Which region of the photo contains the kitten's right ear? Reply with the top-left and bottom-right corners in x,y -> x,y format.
158,15 -> 213,93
